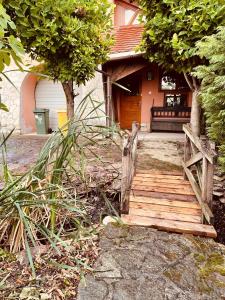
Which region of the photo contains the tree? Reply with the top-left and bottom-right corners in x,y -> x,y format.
194,27 -> 225,169
139,0 -> 225,136
0,4 -> 24,111
5,0 -> 113,118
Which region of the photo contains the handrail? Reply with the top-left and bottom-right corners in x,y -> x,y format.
182,124 -> 217,224
121,121 -> 140,213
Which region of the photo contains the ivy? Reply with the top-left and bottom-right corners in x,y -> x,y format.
194,27 -> 225,170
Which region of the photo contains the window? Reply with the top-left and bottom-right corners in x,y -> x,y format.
160,71 -> 189,92
160,71 -> 189,108
165,94 -> 187,108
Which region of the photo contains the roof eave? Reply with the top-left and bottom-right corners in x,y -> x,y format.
108,51 -> 145,61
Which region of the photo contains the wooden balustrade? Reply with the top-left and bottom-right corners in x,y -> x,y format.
121,121 -> 140,213
182,124 -> 217,224
152,106 -> 191,118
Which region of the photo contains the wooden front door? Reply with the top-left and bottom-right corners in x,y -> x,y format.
120,95 -> 141,129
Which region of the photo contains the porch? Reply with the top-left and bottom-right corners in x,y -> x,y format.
103,57 -> 192,132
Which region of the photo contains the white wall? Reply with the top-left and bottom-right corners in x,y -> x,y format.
0,62 -> 26,134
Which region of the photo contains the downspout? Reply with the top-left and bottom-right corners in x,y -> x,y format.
106,75 -> 112,126
96,68 -> 112,127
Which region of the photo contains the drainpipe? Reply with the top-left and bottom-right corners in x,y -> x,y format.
106,75 -> 112,127
96,68 -> 112,127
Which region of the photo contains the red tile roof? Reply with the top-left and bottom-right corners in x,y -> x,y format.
111,25 -> 144,54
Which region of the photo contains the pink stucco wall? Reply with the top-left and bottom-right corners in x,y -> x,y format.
20,73 -> 38,133
140,66 -> 192,129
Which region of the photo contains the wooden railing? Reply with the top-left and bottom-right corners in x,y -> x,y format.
182,124 -> 217,224
121,122 -> 140,213
152,107 -> 191,118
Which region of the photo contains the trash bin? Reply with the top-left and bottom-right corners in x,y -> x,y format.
33,108 -> 49,134
57,110 -> 68,133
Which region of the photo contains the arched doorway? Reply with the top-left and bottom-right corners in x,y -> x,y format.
20,73 -> 38,134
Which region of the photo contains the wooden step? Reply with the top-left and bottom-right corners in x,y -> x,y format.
132,184 -> 195,196
129,201 -> 201,216
130,195 -> 200,209
135,173 -> 184,180
133,177 -> 191,185
132,181 -> 192,190
131,190 -> 197,202
129,207 -> 201,223
136,170 -> 183,176
121,214 -> 217,238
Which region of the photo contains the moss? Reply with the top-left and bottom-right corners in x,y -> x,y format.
194,253 -> 206,264
164,268 -> 182,284
0,248 -> 16,262
136,154 -> 182,172
198,253 -> 225,279
186,236 -> 211,252
197,281 -> 213,294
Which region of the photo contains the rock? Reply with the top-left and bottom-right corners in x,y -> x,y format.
77,276 -> 108,300
78,223 -> 225,300
19,287 -> 40,300
40,293 -> 51,300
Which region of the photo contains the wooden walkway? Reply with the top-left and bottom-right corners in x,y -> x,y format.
121,123 -> 217,239
122,170 -> 217,238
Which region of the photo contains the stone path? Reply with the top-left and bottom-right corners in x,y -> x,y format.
78,224 -> 225,300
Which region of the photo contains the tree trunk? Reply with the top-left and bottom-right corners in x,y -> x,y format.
62,80 -> 74,119
183,73 -> 201,136
190,88 -> 201,137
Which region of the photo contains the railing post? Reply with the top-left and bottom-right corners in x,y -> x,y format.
207,163 -> 214,210
121,134 -> 130,213
183,134 -> 191,180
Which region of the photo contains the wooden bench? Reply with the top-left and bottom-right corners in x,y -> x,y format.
151,107 -> 191,132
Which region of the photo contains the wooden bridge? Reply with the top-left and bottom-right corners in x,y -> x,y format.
121,122 -> 217,238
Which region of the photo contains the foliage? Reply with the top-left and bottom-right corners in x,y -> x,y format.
0,3 -> 24,111
139,0 -> 225,73
0,92 -> 121,276
194,27 -> 225,169
5,0 -> 113,85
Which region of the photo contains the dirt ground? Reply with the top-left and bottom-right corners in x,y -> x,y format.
0,134 -> 49,176
137,133 -> 184,173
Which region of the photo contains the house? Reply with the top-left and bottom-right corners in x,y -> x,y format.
103,0 -> 192,132
0,0 -> 192,134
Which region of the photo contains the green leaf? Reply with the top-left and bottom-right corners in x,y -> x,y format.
0,102 -> 9,112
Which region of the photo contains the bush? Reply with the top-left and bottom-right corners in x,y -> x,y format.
194,27 -> 225,169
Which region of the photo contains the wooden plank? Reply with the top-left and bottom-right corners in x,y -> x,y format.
129,207 -> 201,223
132,190 -> 197,202
132,181 -> 192,190
130,195 -> 200,209
135,170 -> 183,176
182,160 -> 214,224
135,173 -> 184,180
183,124 -> 215,164
185,152 -> 203,168
129,201 -> 201,216
132,185 -> 195,196
121,214 -> 217,238
133,177 -> 191,185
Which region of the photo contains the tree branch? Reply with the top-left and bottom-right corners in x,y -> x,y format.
183,72 -> 194,91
